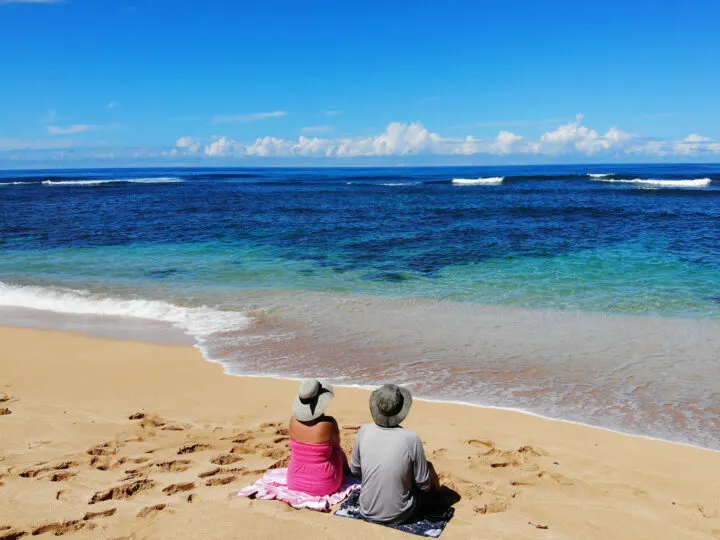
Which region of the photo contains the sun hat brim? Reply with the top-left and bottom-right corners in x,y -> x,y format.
370,385 -> 412,428
292,380 -> 334,422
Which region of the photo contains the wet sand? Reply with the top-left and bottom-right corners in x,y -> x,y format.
1,326 -> 719,539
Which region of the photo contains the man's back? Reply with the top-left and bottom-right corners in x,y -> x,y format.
350,423 -> 431,524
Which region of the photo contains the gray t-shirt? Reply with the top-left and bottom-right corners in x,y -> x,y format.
349,423 -> 431,524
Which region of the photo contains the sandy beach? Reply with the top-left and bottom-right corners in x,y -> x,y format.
1,326 -> 719,539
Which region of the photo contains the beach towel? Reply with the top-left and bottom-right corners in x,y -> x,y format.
236,468 -> 360,512
335,491 -> 455,538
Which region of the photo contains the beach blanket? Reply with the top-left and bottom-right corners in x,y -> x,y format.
236,468 -> 361,512
335,491 -> 455,538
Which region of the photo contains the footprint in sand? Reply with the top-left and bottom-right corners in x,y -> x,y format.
87,441 -> 121,457
466,439 -> 496,455
19,461 -> 78,479
50,472 -> 76,482
89,479 -> 155,504
136,504 -> 167,518
205,475 -> 237,487
517,445 -> 549,457
177,443 -> 211,455
211,454 -> 243,465
473,500 -> 509,515
198,467 -> 222,478
32,520 -> 94,536
537,471 -> 573,486
162,482 -> 195,495
1,529 -> 28,540
83,508 -> 117,520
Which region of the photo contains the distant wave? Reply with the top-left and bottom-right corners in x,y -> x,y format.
0,181 -> 33,186
0,282 -> 250,341
594,177 -> 711,188
42,177 -> 182,186
587,173 -> 614,178
452,177 -> 505,186
380,182 -> 421,186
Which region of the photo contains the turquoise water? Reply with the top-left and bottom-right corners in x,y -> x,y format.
1,239 -> 718,318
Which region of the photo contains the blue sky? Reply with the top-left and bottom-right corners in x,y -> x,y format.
1,0 -> 719,167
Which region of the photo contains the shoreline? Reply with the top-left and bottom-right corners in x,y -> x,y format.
3,299 -> 718,453
207,367 -> 720,456
1,325 -> 719,539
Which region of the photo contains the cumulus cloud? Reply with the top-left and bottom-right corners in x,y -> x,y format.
48,124 -> 100,135
165,115 -> 718,160
212,111 -> 287,123
175,136 -> 201,154
492,131 -> 525,154
531,114 -> 635,155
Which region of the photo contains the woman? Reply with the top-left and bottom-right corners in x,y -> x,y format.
287,378 -> 348,496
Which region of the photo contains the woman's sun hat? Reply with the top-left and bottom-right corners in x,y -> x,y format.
369,384 -> 413,428
292,379 -> 335,422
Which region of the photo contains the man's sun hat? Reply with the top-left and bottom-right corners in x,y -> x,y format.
292,379 -> 335,422
369,384 -> 413,428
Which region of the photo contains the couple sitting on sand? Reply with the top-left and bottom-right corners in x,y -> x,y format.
288,379 -> 440,524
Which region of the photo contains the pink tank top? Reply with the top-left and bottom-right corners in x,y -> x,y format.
287,439 -> 345,496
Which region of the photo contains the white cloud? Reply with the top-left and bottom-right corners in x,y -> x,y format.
107,102 -> 119,109
491,131 -> 525,154
301,125 -> 333,134
175,136 -> 201,154
683,133 -> 710,143
324,110 -> 343,116
171,118 -> 650,159
212,111 -> 287,123
531,114 -> 635,155
48,124 -> 99,135
204,137 -> 240,157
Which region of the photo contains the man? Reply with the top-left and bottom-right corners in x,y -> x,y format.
349,383 -> 440,524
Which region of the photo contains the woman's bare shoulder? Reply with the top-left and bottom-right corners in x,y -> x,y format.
289,415 -> 336,443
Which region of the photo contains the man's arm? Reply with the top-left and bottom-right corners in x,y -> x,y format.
349,430 -> 362,477
412,436 -> 439,492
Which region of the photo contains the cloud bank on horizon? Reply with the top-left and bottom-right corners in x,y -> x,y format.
171,114 -> 720,161
2,114 -> 720,166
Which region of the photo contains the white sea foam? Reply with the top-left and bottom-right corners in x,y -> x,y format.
594,177 -> 711,188
452,177 -> 504,186
0,282 -> 250,341
0,181 -> 33,186
380,182 -> 420,186
587,173 -> 613,178
42,177 -> 182,186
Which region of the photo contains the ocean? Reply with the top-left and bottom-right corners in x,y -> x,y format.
0,164 -> 718,450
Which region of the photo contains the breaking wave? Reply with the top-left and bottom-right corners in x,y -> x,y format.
452,177 -> 505,186
593,177 -> 711,188
0,282 -> 250,342
41,177 -> 183,186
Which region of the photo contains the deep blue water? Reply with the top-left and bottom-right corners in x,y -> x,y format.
1,164 -> 718,317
